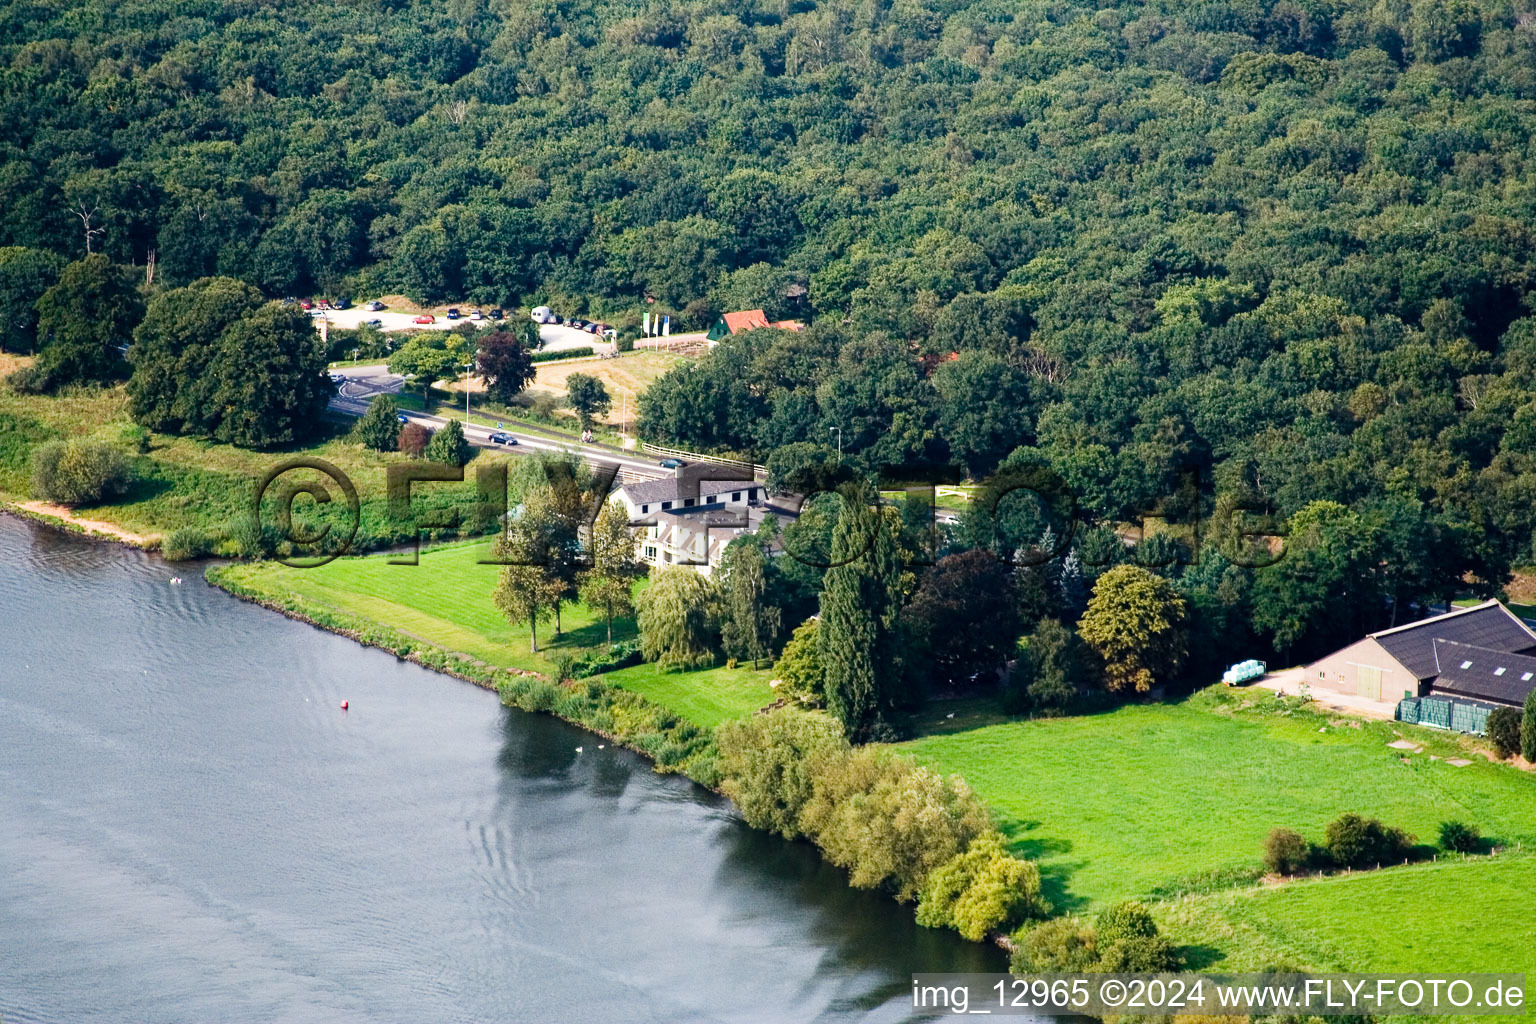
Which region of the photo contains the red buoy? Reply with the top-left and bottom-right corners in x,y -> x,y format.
340,700 -> 349,710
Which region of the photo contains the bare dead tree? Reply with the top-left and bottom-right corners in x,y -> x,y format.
145,247 -> 157,288
69,201 -> 104,254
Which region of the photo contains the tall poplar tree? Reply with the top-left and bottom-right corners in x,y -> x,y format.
818,487 -> 903,740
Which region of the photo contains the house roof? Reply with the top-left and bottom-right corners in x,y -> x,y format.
722,309 -> 771,333
1369,600 -> 1536,682
1429,639 -> 1536,706
621,476 -> 747,506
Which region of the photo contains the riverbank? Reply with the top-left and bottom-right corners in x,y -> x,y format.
3,499 -> 158,547
209,545 -> 1536,993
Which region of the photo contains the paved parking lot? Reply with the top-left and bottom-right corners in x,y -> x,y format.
312,308 -> 615,353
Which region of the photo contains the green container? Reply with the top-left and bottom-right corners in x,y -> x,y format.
1396,697 -> 1420,725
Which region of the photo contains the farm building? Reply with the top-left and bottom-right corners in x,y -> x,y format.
1305,600 -> 1536,726
705,309 -> 805,342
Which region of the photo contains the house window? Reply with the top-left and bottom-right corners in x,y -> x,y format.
641,504 -> 649,514
732,492 -> 741,501
644,546 -> 656,559
1524,672 -> 1533,682
662,501 -> 672,510
750,488 -> 758,499
1460,660 -> 1473,669
1318,671 -> 1325,679
1495,667 -> 1507,676
684,498 -> 695,507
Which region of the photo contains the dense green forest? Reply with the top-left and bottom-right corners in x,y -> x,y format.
6,0 -> 1536,664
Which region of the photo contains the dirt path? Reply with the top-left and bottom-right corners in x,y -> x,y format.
9,501 -> 157,547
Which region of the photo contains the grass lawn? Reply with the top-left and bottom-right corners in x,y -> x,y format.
604,660 -> 776,728
219,538 -> 774,723
901,688 -> 1536,914
1160,852 -> 1536,976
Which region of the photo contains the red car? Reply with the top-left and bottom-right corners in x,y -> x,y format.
299,299 -> 313,310
413,314 -> 436,324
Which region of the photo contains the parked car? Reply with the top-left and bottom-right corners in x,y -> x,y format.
530,306 -> 555,324
309,309 -> 327,318
332,298 -> 352,310
489,432 -> 516,446
317,299 -> 331,310
413,314 -> 435,324
396,413 -> 409,424
659,457 -> 685,469
445,308 -> 461,320
489,309 -> 505,320
363,318 -> 383,328
365,300 -> 386,311
469,310 -> 484,321
299,299 -> 313,310
569,318 -> 590,330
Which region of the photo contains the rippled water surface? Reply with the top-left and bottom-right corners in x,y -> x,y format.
0,516 -> 1004,1023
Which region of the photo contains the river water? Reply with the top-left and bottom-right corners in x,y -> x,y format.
0,515 -> 1003,1023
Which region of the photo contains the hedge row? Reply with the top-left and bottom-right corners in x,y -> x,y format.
715,707 -> 1047,940
531,347 -> 594,363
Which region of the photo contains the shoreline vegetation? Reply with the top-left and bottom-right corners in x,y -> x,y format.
207,545 -> 1536,1000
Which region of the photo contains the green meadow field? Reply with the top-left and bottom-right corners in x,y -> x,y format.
216,539 -> 775,722
901,689 -> 1536,977
902,690 -> 1536,911
1160,852 -> 1536,975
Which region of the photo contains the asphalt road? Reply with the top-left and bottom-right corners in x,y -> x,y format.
328,366 -> 664,481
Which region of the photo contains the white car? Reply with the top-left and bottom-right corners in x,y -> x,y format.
469,310 -> 484,321
530,305 -> 556,324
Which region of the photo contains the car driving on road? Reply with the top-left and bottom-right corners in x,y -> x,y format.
488,432 -> 516,446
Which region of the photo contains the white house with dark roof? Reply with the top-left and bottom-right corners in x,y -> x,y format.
609,462 -> 793,575
610,462 -> 765,521
1305,600 -> 1536,712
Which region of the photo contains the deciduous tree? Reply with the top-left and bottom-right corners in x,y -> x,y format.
1076,564 -> 1188,694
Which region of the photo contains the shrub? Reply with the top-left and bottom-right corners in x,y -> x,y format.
30,438 -> 132,505
1009,917 -> 1099,973
1487,706 -> 1521,759
531,346 -> 593,362
1097,900 -> 1159,942
1263,827 -> 1310,874
1523,690 -> 1536,762
915,832 -> 1048,940
716,708 -> 848,839
162,526 -> 213,561
351,395 -> 400,451
1324,813 -> 1413,869
1438,820 -> 1481,854
397,421 -> 431,456
771,617 -> 823,703
799,746 -> 993,901
425,417 -> 472,466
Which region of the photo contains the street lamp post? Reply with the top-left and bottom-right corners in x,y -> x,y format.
465,362 -> 473,426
